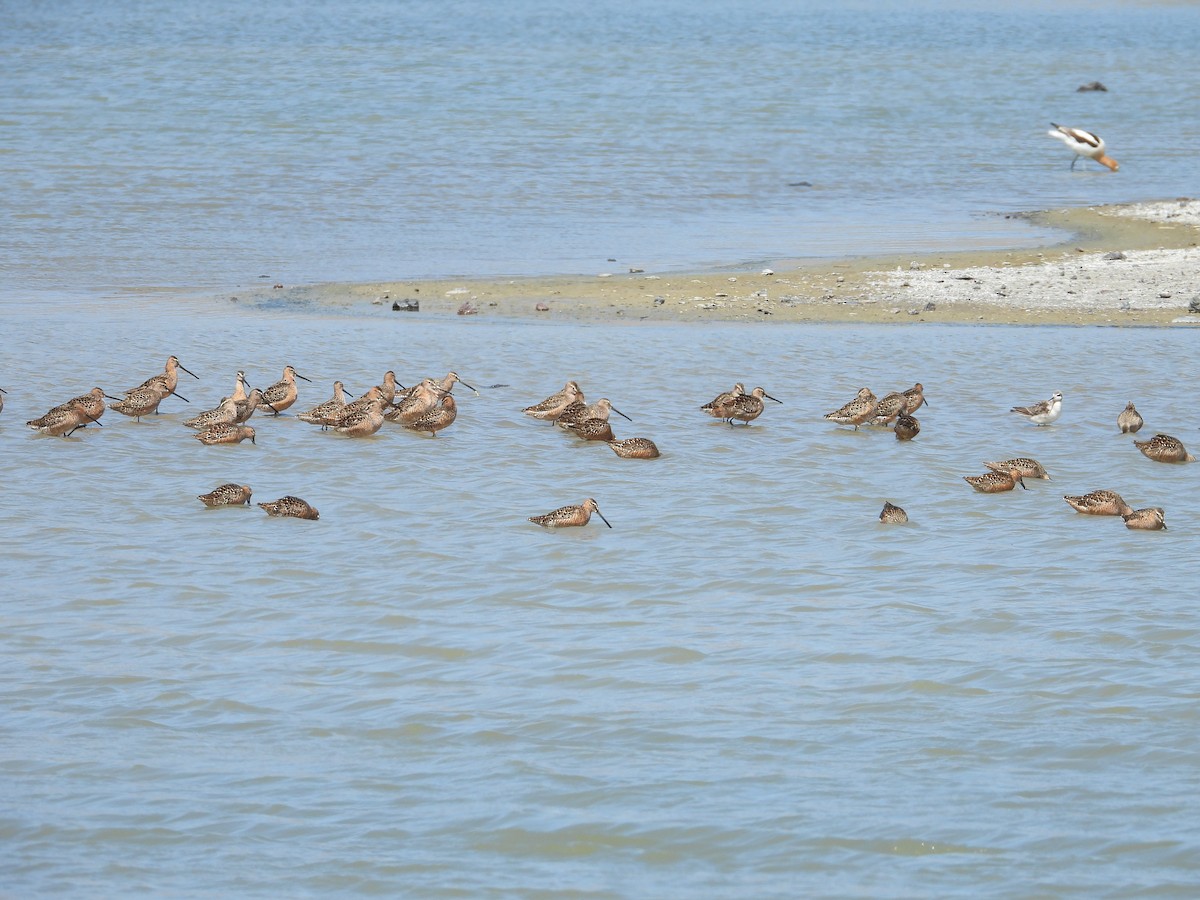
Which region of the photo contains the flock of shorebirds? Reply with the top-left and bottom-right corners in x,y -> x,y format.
5,355 -> 1192,531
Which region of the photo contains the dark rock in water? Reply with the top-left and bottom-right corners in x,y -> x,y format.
1077,81 -> 1108,92
392,299 -> 419,312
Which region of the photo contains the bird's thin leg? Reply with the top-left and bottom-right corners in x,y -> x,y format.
1070,155 -> 1078,170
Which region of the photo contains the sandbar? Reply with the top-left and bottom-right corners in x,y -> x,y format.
240,200 -> 1200,327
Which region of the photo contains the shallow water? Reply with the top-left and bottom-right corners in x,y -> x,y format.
4,0 -> 1200,291
2,294 -> 1198,896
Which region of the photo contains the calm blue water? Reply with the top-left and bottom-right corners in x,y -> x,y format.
2,293 -> 1199,896
3,0 -> 1200,293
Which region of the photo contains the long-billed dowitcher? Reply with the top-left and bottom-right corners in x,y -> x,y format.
195,423 -> 256,445
824,388 -> 876,430
984,457 -> 1050,480
1117,401 -> 1143,434
964,469 -> 1026,492
55,387 -> 111,424
867,392 -> 907,426
298,381 -> 351,427
879,501 -> 909,524
1063,490 -> 1133,517
387,379 -> 444,425
184,396 -> 239,430
894,411 -> 920,441
404,394 -> 457,437
902,382 -> 928,412
332,398 -> 387,437
565,416 -> 615,442
258,496 -> 319,520
197,483 -> 253,507
700,383 -> 745,419
1123,507 -> 1166,531
432,371 -> 478,396
524,381 -> 582,420
725,386 -> 781,426
380,370 -> 401,404
608,437 -> 660,458
260,365 -> 311,414
233,388 -> 278,423
557,397 -> 630,429
1011,391 -> 1063,426
109,385 -> 174,421
529,498 -> 611,528
1133,433 -> 1194,463
230,371 -> 250,403
26,404 -> 94,437
134,355 -> 199,397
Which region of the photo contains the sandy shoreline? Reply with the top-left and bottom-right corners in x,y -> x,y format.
242,200 -> 1200,327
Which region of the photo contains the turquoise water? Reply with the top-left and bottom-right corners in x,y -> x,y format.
2,293 -> 1199,896
4,0 -> 1200,292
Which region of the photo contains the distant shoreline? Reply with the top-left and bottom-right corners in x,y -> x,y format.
239,200 -> 1200,327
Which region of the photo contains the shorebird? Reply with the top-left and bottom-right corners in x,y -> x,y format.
565,416 -> 616,442
725,386 -> 781,426
700,383 -> 745,419
26,404 -> 95,437
529,498 -> 611,528
1048,123 -> 1119,171
824,388 -> 876,430
403,394 -> 456,437
1123,507 -> 1167,531
879,501 -> 908,524
984,457 -> 1050,480
233,388 -> 278,423
258,496 -> 319,520
386,379 -> 444,425
195,423 -> 256,445
230,371 -> 250,403
379,371 -> 401,404
184,396 -> 239,430
902,382 -> 928,412
1011,391 -> 1062,426
197,483 -> 253,508
134,355 -> 199,397
608,437 -> 660,459
298,381 -> 351,427
867,391 -> 907,426
894,412 -> 920,441
109,385 -> 174,421
964,469 -> 1027,493
260,365 -> 311,414
332,397 -> 387,437
557,397 -> 630,429
56,387 -> 111,424
1133,433 -> 1194,463
1063,490 -> 1133,517
524,381 -> 582,420
431,371 -> 478,396
1117,402 -> 1143,434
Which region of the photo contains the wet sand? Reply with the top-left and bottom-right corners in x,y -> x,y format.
242,200 -> 1200,326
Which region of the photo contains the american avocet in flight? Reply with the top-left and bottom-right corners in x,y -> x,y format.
1048,123 -> 1119,171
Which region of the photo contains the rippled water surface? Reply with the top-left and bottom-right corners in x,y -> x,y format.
2,294 -> 1198,896
4,0 -> 1200,290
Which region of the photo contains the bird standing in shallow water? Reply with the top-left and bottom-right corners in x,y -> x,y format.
725,386 -> 781,426
1048,123 -> 1119,171
195,424 -> 256,445
404,394 -> 456,437
608,437 -> 660,459
1117,402 -> 1143,434
197,484 -> 252,507
258,496 -> 319,520
1123,508 -> 1166,531
529,498 -> 611,528
964,469 -> 1027,493
1133,433 -> 1194,463
984,457 -> 1050,480
260,365 -> 311,414
894,412 -> 920,441
1011,391 -> 1062,426
1063,490 -> 1133,517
